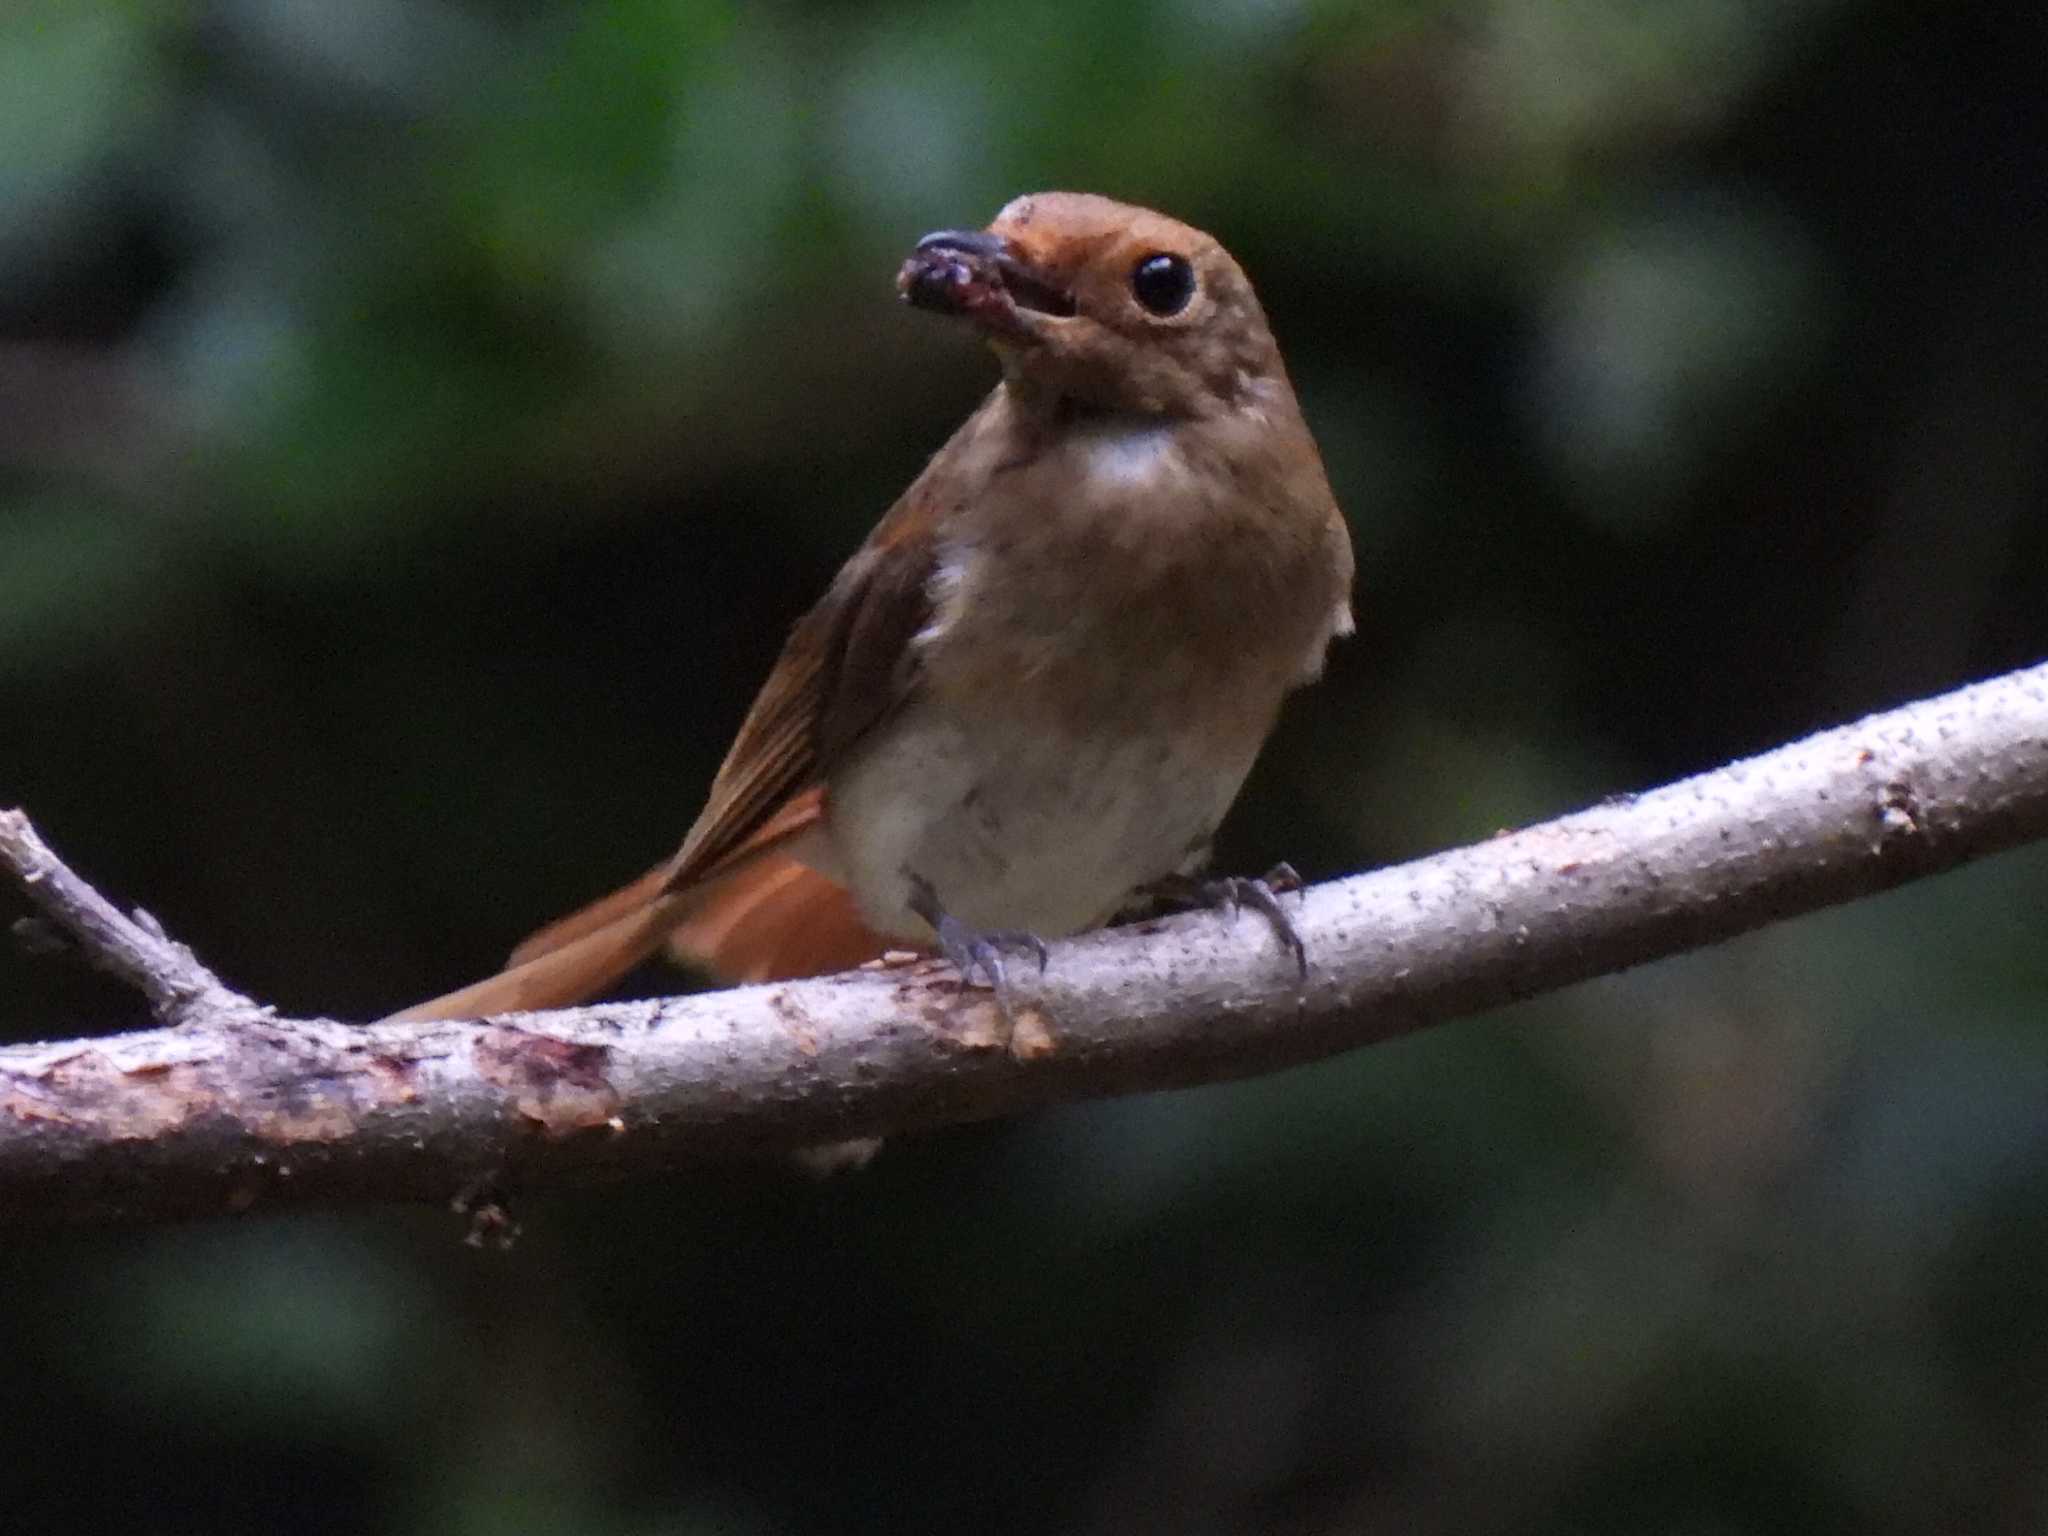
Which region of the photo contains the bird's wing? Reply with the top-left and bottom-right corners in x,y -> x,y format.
379,416 -> 971,1025
659,465 -> 952,893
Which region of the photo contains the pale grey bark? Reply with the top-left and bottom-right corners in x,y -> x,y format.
4,661 -> 2048,1227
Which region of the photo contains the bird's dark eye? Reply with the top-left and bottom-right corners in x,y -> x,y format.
1131,253 -> 1195,316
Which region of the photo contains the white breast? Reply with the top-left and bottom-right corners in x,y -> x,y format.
1081,423 -> 1180,491
824,698 -> 1259,943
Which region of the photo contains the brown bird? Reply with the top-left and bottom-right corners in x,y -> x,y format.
388,192 -> 1353,1025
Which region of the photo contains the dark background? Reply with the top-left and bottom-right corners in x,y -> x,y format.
6,2 -> 2048,1531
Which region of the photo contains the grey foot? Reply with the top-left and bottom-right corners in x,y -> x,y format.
907,875 -> 1048,1022
1143,861 -> 1307,980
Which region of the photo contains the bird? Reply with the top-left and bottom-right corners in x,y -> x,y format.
386,192 -> 1354,1026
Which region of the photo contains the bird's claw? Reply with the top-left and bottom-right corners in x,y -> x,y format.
1144,862 -> 1308,980
909,875 -> 1048,1025
934,917 -> 1047,1026
1208,868 -> 1307,981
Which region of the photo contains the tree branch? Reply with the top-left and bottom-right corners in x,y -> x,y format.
0,813 -> 256,1024
5,662 -> 2048,1227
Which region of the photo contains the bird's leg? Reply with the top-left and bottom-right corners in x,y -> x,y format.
1136,861 -> 1308,980
906,874 -> 1048,1023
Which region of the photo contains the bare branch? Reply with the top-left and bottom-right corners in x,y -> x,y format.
0,811 -> 256,1024
4,662 -> 2047,1227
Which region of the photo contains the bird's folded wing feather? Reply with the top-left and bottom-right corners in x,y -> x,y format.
659,473 -> 951,895
378,443 -> 960,1023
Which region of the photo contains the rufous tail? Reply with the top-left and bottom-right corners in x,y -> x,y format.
381,854 -> 893,1023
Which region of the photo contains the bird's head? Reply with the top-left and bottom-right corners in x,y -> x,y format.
898,192 -> 1284,419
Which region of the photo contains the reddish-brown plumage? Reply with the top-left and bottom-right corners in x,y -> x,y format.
387,193 -> 1352,1023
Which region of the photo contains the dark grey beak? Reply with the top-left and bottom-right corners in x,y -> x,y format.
906,229 -> 1076,318
914,229 -> 1009,261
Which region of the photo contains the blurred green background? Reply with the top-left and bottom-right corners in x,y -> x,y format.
6,0 -> 2048,1531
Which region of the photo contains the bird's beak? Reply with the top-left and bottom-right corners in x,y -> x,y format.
898,228 -> 1076,335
